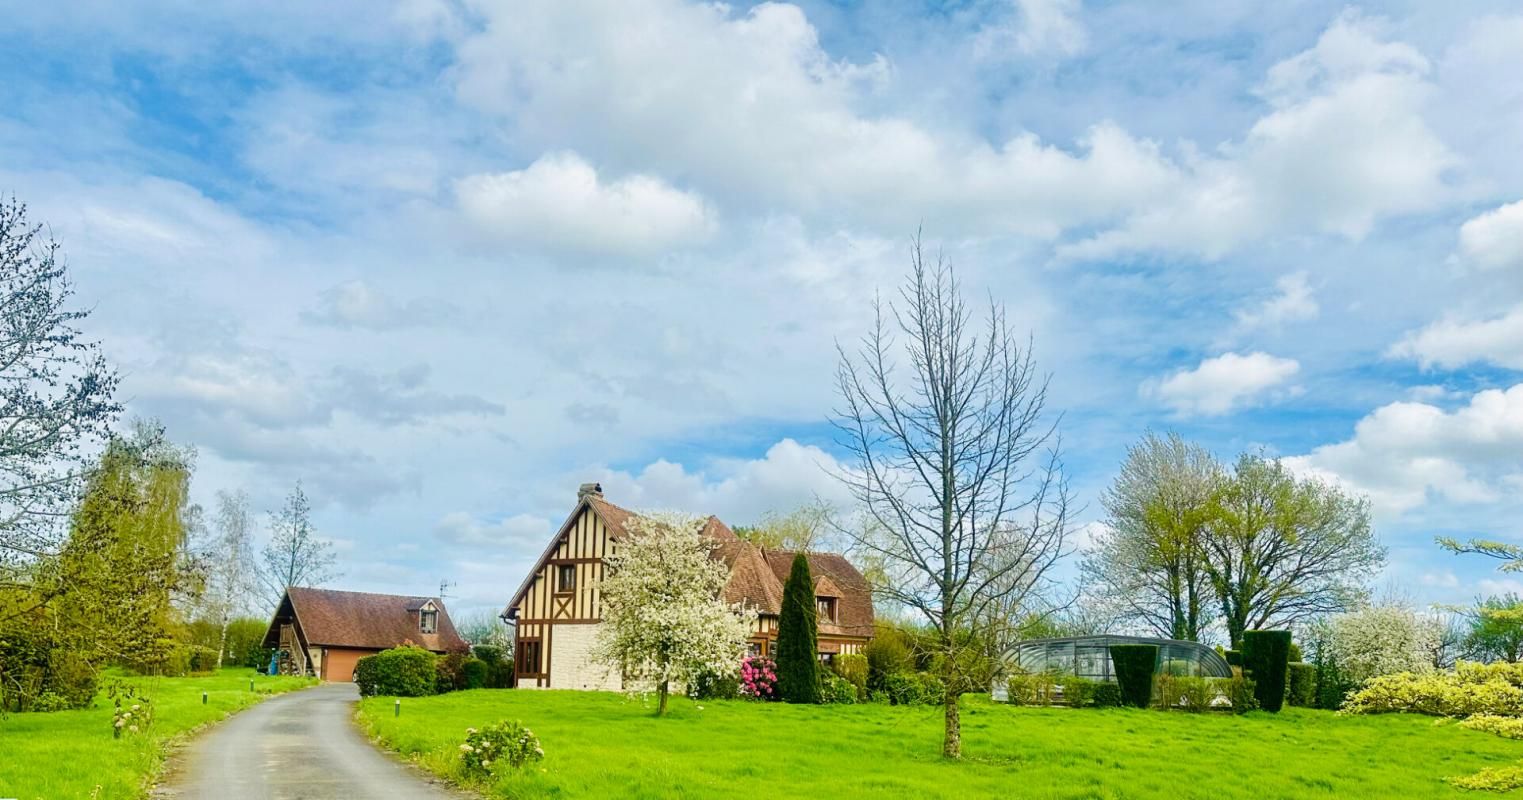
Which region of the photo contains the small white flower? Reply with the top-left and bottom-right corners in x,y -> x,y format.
459,744 -> 473,753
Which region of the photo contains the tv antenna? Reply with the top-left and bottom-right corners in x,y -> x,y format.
438,579 -> 455,600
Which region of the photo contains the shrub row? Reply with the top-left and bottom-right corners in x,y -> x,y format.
1342,662 -> 1523,717
355,645 -> 511,697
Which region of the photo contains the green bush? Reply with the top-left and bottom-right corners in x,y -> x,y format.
917,672 -> 946,705
883,672 -> 922,705
462,658 -> 489,690
1007,672 -> 1056,706
436,651 -> 469,693
864,630 -> 912,691
1288,642 -> 1304,663
1243,630 -> 1292,712
1109,644 -> 1158,708
470,645 -> 512,688
1176,677 -> 1215,712
1094,682 -> 1122,707
1155,672 -> 1183,710
1286,662 -> 1316,707
821,671 -> 858,705
355,646 -> 439,697
1342,662 -> 1523,717
1225,650 -> 1243,667
1314,651 -> 1356,710
833,653 -> 869,700
691,667 -> 742,700
1215,674 -> 1258,714
1062,675 -> 1097,707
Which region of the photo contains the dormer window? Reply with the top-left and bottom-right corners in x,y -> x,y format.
419,604 -> 438,634
816,596 -> 837,623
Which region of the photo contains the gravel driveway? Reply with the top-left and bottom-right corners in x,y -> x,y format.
155,682 -> 463,799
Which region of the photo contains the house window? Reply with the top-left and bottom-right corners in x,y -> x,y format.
518,640 -> 542,675
557,564 -> 577,593
816,596 -> 837,622
747,641 -> 761,657
420,609 -> 438,634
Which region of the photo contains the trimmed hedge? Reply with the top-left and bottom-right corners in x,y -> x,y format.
1109,644 -> 1158,708
1224,649 -> 1243,667
355,646 -> 439,697
1094,682 -> 1123,707
1243,630 -> 1292,713
1286,662 -> 1316,707
1063,676 -> 1098,707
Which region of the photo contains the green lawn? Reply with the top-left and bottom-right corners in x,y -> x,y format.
359,690 -> 1523,799
0,668 -> 314,800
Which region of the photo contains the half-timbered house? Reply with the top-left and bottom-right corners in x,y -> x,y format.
504,483 -> 874,690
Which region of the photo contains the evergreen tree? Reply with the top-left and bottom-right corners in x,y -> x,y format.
776,552 -> 820,703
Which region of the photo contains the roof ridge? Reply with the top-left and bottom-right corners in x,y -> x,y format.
292,586 -> 440,602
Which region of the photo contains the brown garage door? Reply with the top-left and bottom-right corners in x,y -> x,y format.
321,647 -> 380,682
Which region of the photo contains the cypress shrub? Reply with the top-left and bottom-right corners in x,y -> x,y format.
1224,649 -> 1243,667
776,553 -> 821,703
1286,662 -> 1316,707
1109,644 -> 1158,708
1243,630 -> 1292,712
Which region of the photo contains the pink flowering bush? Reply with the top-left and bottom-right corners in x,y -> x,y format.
740,656 -> 778,701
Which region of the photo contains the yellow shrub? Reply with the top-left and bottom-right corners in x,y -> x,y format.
1460,715 -> 1523,740
1341,670 -> 1523,717
1448,765 -> 1523,792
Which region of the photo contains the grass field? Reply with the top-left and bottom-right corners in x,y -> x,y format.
0,668 -> 314,800
358,689 -> 1523,799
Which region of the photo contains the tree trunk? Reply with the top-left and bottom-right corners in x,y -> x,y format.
942,691 -> 961,759
216,612 -> 230,669
658,679 -> 669,716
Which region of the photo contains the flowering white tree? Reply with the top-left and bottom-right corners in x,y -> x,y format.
592,512 -> 756,715
1312,603 -> 1444,683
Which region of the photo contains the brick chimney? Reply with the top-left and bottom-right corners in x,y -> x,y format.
577,482 -> 603,501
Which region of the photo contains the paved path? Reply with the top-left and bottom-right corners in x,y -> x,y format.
155,683 -> 463,800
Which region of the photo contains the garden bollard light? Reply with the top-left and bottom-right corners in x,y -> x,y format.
250,679 -> 254,692
395,698 -> 401,717
202,691 -> 207,705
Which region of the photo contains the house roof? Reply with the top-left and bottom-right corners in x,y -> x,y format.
506,488 -> 874,639
273,587 -> 468,652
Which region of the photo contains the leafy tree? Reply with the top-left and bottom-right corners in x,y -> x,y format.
50,424 -> 197,671
733,501 -> 835,552
456,609 -> 514,650
1202,455 -> 1383,649
1464,595 -> 1523,663
834,240 -> 1070,759
592,512 -> 755,715
776,553 -> 820,703
256,482 -> 338,609
1437,537 -> 1523,571
1,198 -> 120,575
1083,431 -> 1221,641
1307,603 -> 1441,683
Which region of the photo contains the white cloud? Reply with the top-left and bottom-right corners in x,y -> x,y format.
975,0 -> 1088,59
1455,200 -> 1523,272
454,151 -> 716,256
435,511 -> 553,549
1390,305 -> 1523,370
301,280 -> 458,331
1060,10 -> 1454,260
592,438 -> 854,525
1233,271 -> 1319,334
1419,570 -> 1459,589
1144,352 -> 1300,416
1286,383 -> 1523,516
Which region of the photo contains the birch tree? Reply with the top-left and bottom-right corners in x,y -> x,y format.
1,198 -> 120,574
592,512 -> 755,715
257,482 -> 338,609
202,490 -> 258,666
834,240 -> 1070,759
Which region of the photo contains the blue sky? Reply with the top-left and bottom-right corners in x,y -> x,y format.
2,0 -> 1520,620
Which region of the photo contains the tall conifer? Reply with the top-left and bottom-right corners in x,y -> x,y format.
776,552 -> 820,703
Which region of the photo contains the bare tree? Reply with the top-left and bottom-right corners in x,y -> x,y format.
257,482 -> 339,609
1082,432 -> 1222,641
1,198 -> 120,575
833,240 -> 1069,759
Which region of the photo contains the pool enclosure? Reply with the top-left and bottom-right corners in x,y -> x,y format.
1012,635 -> 1232,681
